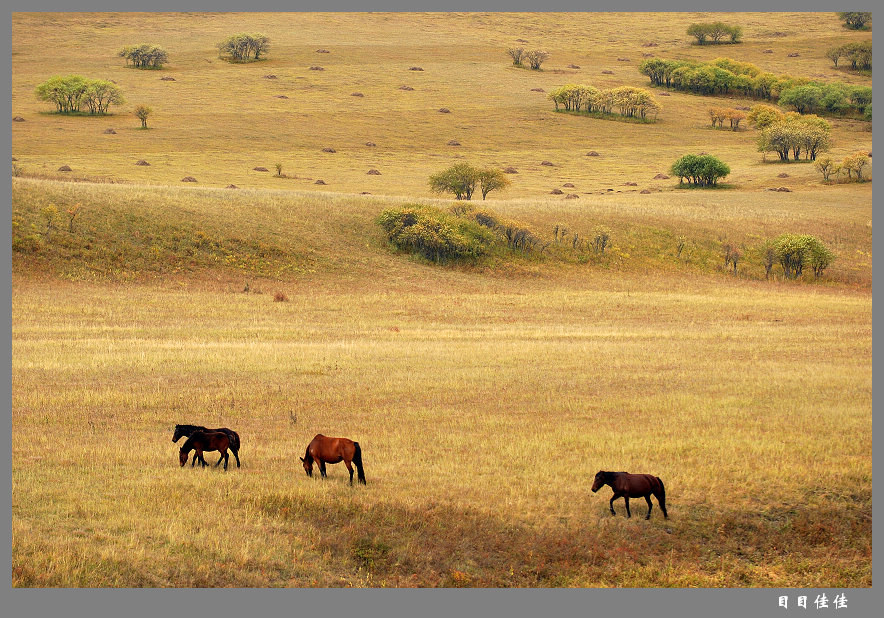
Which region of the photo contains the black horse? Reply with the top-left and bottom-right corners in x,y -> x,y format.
173,424 -> 241,468
591,470 -> 668,519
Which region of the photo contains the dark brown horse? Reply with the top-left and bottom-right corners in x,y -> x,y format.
300,434 -> 366,485
591,470 -> 668,519
179,431 -> 231,470
173,424 -> 241,468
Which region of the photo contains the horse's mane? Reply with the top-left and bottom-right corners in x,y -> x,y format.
176,424 -> 207,433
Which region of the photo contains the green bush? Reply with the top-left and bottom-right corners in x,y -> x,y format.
377,204 -> 497,263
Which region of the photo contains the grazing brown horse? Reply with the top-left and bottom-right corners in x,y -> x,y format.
300,434 -> 366,485
173,424 -> 241,468
591,470 -> 668,519
179,431 -> 231,470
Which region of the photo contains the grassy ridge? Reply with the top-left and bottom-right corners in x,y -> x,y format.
10,177 -> 873,286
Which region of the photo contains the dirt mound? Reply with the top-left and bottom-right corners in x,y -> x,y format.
438,108 -> 451,113
562,183 -> 575,188
503,167 -> 518,174
787,53 -> 800,57
763,49 -> 774,53
322,147 -> 336,153
226,184 -> 238,189
160,76 -> 176,81
640,189 -> 652,194
365,142 -> 376,147
617,57 -> 630,62
624,182 -> 637,186
601,70 -> 614,74
276,95 -> 289,99
564,194 -> 579,199
264,74 -> 277,79
367,169 -> 381,175
409,66 -> 424,71
399,85 -> 414,91
653,173 -> 669,179
530,88 -> 545,92
135,160 -> 150,166
658,92 -> 671,96
309,66 -> 324,71
181,176 -> 197,182
567,64 -> 581,69
550,188 -> 564,194
541,161 -> 555,166
253,167 -> 269,172
316,49 -> 330,53
315,180 -> 326,185
778,173 -> 790,178
586,151 -> 600,157
12,116 -> 25,122
351,92 -> 364,97
103,128 -> 117,134
57,165 -> 72,172
642,42 -> 659,47
447,140 -> 461,146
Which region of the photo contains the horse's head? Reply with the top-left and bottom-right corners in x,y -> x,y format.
591,470 -> 607,493
172,425 -> 185,442
300,456 -> 313,477
179,448 -> 188,467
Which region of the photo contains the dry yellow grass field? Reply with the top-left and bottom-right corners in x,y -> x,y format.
10,11 -> 872,588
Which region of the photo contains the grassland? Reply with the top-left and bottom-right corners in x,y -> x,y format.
10,12 -> 873,588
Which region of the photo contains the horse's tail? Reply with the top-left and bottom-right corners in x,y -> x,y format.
353,442 -> 366,484
228,430 -> 240,452
655,476 -> 668,518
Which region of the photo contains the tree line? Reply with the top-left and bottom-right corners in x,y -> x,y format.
548,84 -> 661,121
826,41 -> 872,70
748,105 -> 831,162
217,33 -> 270,62
686,22 -> 743,45
639,57 -> 871,118
35,75 -> 124,114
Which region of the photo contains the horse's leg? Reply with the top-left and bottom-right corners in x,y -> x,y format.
624,497 -> 631,518
215,453 -> 225,466
222,450 -> 229,471
344,459 -> 354,485
609,494 -> 618,516
233,447 -> 241,468
644,495 -> 653,520
198,449 -> 208,467
191,452 -> 198,467
319,461 -> 327,478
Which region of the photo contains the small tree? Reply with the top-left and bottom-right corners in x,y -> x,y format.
814,156 -> 838,182
524,50 -> 549,70
476,168 -> 510,200
841,151 -> 870,181
837,12 -> 871,30
670,154 -> 730,187
687,23 -> 712,44
507,47 -> 524,66
133,104 -> 152,128
119,44 -> 168,69
747,104 -> 785,130
217,33 -> 270,62
429,163 -> 480,200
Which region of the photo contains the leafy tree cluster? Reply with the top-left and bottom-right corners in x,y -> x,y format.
35,75 -> 124,114
837,12 -> 871,30
119,44 -> 168,69
708,107 -> 746,130
638,57 -> 870,118
549,84 -> 661,120
779,82 -> 871,117
814,151 -> 871,182
670,154 -> 731,187
428,163 -> 510,201
507,48 -> 549,70
772,234 -> 835,279
756,112 -> 831,162
217,33 -> 270,62
826,41 -> 872,70
686,22 -> 743,45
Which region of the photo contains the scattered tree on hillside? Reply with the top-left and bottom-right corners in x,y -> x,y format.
429,163 -> 479,200
687,22 -> 743,45
507,47 -> 525,66
773,234 -> 834,279
217,33 -> 270,62
119,44 -> 169,69
747,103 -> 786,129
837,12 -> 871,30
826,41 -> 872,70
477,168 -> 510,200
549,83 -> 660,120
133,104 -> 152,128
670,154 -> 730,187
524,49 -> 549,70
36,75 -> 124,115
841,151 -> 870,181
814,156 -> 838,182
757,114 -> 831,161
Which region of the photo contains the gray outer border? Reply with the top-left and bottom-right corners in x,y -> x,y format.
4,0 -> 877,617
